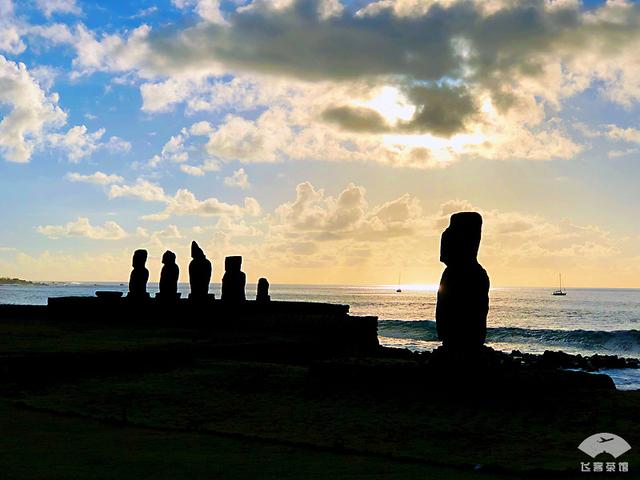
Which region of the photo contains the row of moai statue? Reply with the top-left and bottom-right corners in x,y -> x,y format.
128,241 -> 271,302
436,212 -> 490,352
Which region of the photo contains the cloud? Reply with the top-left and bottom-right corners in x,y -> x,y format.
36,217 -> 127,240
322,105 -> 390,133
109,179 -> 167,202
0,55 -> 66,162
107,178 -> 260,220
48,125 -> 130,162
224,168 -> 250,189
142,189 -> 260,221
272,181 -> 422,241
66,171 -> 124,185
0,0 -> 24,54
36,0 -> 81,17
606,125 -> 640,144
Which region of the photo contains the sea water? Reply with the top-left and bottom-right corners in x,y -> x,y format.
1,283 -> 639,390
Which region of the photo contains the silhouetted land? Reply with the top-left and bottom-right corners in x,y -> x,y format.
0,309 -> 638,479
0,277 -> 42,285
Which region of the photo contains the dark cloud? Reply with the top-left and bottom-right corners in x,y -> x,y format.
91,0 -> 640,136
400,84 -> 478,136
322,84 -> 477,136
321,105 -> 390,132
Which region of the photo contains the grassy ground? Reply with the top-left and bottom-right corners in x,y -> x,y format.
2,400 -> 494,480
1,317 -> 638,479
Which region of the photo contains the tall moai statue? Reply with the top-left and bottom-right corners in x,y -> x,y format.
128,249 -> 149,298
221,256 -> 246,302
256,277 -> 270,302
189,241 -> 212,300
158,250 -> 179,299
435,212 -> 490,351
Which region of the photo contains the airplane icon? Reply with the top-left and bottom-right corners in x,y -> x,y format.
598,437 -> 614,443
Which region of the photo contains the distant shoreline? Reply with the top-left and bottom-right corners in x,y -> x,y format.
0,278 -> 45,286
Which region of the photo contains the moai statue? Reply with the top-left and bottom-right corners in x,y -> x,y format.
256,277 -> 270,302
128,249 -> 149,298
221,256 -> 246,302
435,212 -> 490,351
158,250 -> 179,299
189,241 -> 212,300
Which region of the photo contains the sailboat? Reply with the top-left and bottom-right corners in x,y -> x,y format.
396,272 -> 402,293
553,273 -> 567,296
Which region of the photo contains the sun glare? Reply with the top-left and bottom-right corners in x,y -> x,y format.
355,86 -> 416,124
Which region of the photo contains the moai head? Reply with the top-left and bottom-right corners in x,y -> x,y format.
162,250 -> 176,265
191,241 -> 205,260
132,249 -> 148,269
225,256 -> 242,273
258,277 -> 269,292
440,212 -> 483,266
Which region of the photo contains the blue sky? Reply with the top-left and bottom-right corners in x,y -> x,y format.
1,0 -> 640,286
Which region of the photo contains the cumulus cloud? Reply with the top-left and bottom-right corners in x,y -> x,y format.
0,55 -> 66,162
109,178 -> 167,202
0,0 -> 25,54
56,0 -> 640,167
107,177 -> 260,220
36,0 -> 81,18
48,125 -> 130,162
271,181 -> 423,242
606,125 -> 640,144
224,168 -> 250,189
66,171 -> 124,185
36,217 -> 127,240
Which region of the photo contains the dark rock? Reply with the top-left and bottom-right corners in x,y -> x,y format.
221,256 -> 246,302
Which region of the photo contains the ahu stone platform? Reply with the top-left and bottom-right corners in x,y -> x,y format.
45,295 -> 379,354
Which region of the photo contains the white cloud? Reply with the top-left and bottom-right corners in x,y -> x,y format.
36,0 -> 81,18
66,171 -> 124,185
107,178 -> 259,220
48,125 -> 130,162
606,125 -> 640,144
0,0 -> 25,55
36,217 -> 127,240
142,188 -> 259,221
0,56 -> 66,162
109,179 -> 167,202
224,168 -> 250,189
48,125 -> 105,162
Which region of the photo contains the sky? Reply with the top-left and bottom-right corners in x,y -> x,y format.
1,0 -> 640,287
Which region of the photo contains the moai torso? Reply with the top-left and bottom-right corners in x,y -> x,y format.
435,212 -> 490,350
221,256 -> 246,302
189,242 -> 212,299
128,249 -> 149,298
256,277 -> 270,302
159,251 -> 179,297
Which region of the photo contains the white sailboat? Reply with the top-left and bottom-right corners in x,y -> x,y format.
396,272 -> 402,293
553,273 -> 567,296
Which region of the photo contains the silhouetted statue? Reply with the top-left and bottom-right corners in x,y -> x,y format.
436,212 -> 490,351
189,241 -> 212,299
158,250 -> 179,300
257,277 -> 270,302
128,249 -> 149,298
221,256 -> 246,302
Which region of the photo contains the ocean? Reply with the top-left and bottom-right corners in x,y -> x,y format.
1,283 -> 639,390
